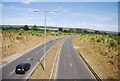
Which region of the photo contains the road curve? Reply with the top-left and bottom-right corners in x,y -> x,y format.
55,36 -> 95,80
1,37 -> 65,81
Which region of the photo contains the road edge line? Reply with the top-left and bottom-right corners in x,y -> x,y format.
26,37 -> 64,80
49,38 -> 65,81
54,38 -> 68,79
72,37 -> 102,81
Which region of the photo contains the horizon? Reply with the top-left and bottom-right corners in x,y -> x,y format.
1,24 -> 119,33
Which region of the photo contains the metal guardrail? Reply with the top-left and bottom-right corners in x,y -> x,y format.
78,53 -> 102,81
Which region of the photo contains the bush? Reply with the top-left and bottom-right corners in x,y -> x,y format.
56,33 -> 60,36
110,41 -> 117,47
96,39 -> 102,43
18,32 -> 22,35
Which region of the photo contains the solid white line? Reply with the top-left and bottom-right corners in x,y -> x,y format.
54,38 -> 67,79
49,40 -> 62,81
10,70 -> 14,75
70,62 -> 72,67
71,37 -> 96,79
27,40 -> 56,80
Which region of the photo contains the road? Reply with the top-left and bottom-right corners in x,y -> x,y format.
1,37 -> 64,81
55,36 -> 95,80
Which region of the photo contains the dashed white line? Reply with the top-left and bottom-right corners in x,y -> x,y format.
36,51 -> 39,54
28,58 -> 30,60
70,62 -> 72,67
10,70 -> 14,75
68,54 -> 69,57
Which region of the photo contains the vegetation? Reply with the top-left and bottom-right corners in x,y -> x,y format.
23,25 -> 29,30
73,34 -> 119,79
31,25 -> 38,31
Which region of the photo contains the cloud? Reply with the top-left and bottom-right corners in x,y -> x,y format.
3,5 -> 35,12
58,6 -> 70,13
0,2 -> 2,7
77,23 -> 118,32
71,12 -> 111,21
2,17 -> 44,25
94,16 -> 110,21
21,0 -> 34,4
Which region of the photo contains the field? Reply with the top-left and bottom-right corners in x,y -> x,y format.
73,34 -> 119,79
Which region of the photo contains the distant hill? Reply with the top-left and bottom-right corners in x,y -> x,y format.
0,25 -> 119,34
0,25 -> 60,29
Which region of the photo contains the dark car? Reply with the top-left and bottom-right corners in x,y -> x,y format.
15,63 -> 31,74
50,40 -> 53,42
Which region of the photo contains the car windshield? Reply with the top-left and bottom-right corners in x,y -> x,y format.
16,65 -> 22,69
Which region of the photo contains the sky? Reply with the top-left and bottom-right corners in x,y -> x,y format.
2,0 -> 120,2
0,1 -> 119,32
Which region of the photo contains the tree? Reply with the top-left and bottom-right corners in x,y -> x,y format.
32,25 -> 38,31
95,30 -> 101,34
69,28 -> 74,33
76,28 -> 83,33
118,32 -> 120,36
23,25 -> 29,30
58,28 -> 63,32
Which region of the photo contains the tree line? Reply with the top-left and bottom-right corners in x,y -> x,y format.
1,25 -> 119,36
2,25 -> 38,31
58,27 -> 119,36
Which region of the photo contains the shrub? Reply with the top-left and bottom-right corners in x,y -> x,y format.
18,32 -> 22,35
110,41 -> 117,47
56,33 -> 60,36
96,39 -> 102,43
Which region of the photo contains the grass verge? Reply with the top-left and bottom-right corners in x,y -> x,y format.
73,35 -> 119,80
29,38 -> 66,79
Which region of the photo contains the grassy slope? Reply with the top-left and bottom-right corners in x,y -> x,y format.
73,34 -> 119,79
1,30 -> 64,62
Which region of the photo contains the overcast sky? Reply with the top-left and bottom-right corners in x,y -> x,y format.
0,1 -> 119,32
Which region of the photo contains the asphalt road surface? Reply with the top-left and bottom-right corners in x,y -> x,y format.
1,37 -> 64,81
55,36 -> 95,80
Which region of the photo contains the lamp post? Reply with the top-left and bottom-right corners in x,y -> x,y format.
33,9 -> 58,71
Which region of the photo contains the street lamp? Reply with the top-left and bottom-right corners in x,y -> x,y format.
33,9 -> 58,71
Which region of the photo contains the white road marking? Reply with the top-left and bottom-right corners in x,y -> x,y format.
28,58 -> 30,60
68,54 -> 69,57
70,62 -> 72,67
10,70 -> 14,75
36,51 -> 39,54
